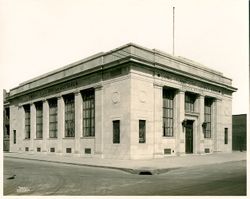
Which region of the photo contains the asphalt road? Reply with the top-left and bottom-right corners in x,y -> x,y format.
4,157 -> 246,196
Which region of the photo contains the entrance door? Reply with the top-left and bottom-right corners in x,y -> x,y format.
185,120 -> 193,154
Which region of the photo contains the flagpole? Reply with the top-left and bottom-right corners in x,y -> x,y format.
173,6 -> 175,56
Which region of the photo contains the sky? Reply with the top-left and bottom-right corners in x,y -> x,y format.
0,0 -> 248,114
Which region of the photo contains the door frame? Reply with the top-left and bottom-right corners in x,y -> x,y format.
185,120 -> 194,154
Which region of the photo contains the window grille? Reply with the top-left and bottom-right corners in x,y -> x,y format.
185,93 -> 196,112
163,89 -> 175,137
49,98 -> 58,138
24,105 -> 30,139
64,94 -> 75,137
82,89 -> 95,137
204,98 -> 213,138
35,102 -> 43,138
113,120 -> 120,143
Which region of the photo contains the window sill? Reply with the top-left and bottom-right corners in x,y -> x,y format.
162,136 -> 175,139
34,138 -> 43,140
24,138 -> 30,140
63,137 -> 75,139
48,138 -> 58,140
80,136 -> 95,139
185,111 -> 199,117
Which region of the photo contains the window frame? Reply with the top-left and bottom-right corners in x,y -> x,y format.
13,130 -> 16,144
185,93 -> 196,112
139,120 -> 146,143
48,98 -> 58,138
35,102 -> 43,139
204,98 -> 213,138
82,89 -> 95,137
24,105 -> 31,139
224,128 -> 228,144
113,120 -> 120,144
163,88 -> 175,137
64,94 -> 75,137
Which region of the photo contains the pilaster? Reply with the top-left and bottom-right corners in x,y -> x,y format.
213,98 -> 222,152
42,99 -> 49,153
74,90 -> 82,154
30,103 -> 36,153
176,90 -> 185,155
57,96 -> 64,153
94,85 -> 103,158
153,83 -> 163,158
197,94 -> 205,154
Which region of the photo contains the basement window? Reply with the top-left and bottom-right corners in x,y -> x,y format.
85,148 -> 91,154
164,148 -> 171,154
66,148 -> 72,153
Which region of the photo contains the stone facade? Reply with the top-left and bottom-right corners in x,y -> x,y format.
5,43 -> 237,159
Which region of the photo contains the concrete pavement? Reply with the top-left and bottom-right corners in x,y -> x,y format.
4,151 -> 246,174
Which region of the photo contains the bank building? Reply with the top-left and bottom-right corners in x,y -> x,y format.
3,43 -> 237,159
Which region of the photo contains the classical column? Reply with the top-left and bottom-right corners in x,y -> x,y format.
42,99 -> 49,153
197,94 -> 205,154
74,90 -> 82,155
57,96 -> 64,153
153,83 -> 163,158
30,103 -> 36,153
94,85 -> 103,158
176,90 -> 185,155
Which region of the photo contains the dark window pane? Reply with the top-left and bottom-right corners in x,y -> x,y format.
24,105 -> 31,139
49,98 -> 58,138
82,89 -> 95,137
113,120 -> 120,143
204,98 -> 213,138
224,128 -> 228,144
139,120 -> 146,143
163,89 -> 175,137
35,102 -> 43,138
64,95 -> 75,137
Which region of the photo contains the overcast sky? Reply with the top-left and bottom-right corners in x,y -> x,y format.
0,0 -> 248,114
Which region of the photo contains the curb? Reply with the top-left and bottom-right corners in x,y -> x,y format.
4,155 -> 180,175
4,153 -> 246,175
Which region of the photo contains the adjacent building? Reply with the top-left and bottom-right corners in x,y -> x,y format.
4,43 -> 237,159
232,114 -> 247,151
3,90 -> 10,151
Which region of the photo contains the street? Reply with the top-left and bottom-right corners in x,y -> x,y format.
4,157 -> 246,196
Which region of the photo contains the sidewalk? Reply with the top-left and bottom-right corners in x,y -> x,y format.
4,151 -> 246,174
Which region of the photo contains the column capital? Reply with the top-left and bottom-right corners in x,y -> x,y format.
214,98 -> 222,102
56,95 -> 63,100
74,90 -> 81,95
94,84 -> 103,90
198,94 -> 205,98
153,82 -> 163,88
177,89 -> 185,94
